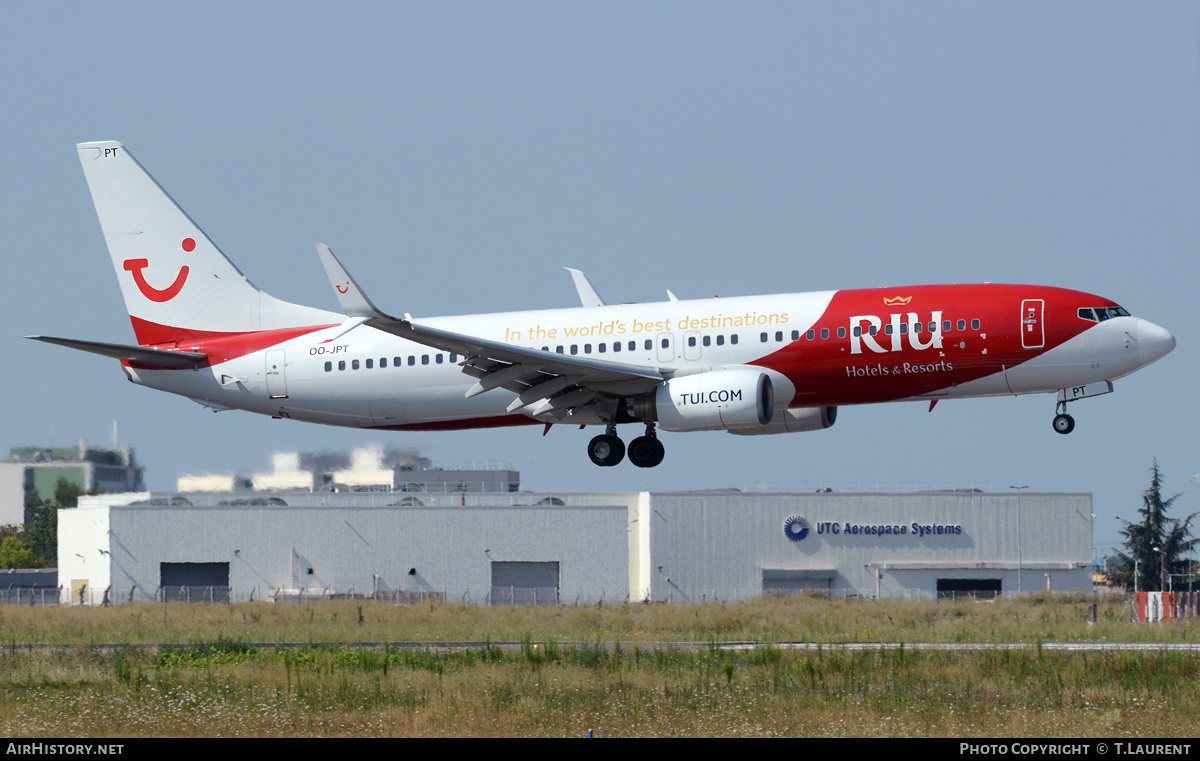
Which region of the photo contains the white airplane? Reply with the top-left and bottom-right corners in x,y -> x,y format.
30,141 -> 1176,468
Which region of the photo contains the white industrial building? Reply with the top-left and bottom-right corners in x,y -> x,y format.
58,490 -> 1092,605
177,446 -> 520,495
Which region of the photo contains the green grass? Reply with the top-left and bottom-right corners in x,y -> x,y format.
0,593 -> 1188,646
0,638 -> 1196,737
0,595 -> 1195,736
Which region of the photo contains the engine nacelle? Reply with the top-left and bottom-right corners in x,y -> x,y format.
634,368 -> 773,432
728,405 -> 837,436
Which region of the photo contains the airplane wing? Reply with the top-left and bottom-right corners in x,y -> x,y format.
27,336 -> 208,368
313,244 -> 665,416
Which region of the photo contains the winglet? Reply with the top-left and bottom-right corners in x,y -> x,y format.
312,242 -> 393,319
564,268 -> 607,307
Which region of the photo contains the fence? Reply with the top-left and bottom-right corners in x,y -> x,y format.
149,491 -> 635,509
1134,591 -> 1200,622
274,590 -> 445,605
488,586 -> 559,606
936,590 -> 1001,602
159,585 -> 232,603
744,481 -> 996,494
53,585 -> 617,606
0,586 -> 61,606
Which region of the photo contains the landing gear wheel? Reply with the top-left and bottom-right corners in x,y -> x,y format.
1052,413 -> 1075,435
588,434 -> 625,467
628,436 -> 665,468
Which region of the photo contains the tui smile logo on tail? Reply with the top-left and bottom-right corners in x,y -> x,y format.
123,238 -> 193,302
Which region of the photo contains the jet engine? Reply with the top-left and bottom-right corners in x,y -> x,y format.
632,368 -> 773,432
727,405 -> 837,436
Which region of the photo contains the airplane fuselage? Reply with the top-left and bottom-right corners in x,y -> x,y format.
123,283 -> 1170,433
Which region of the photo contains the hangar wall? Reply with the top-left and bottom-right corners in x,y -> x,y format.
61,498 -> 634,605
643,492 -> 1092,601
61,490 -> 1091,604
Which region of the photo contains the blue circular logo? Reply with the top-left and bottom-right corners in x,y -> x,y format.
784,516 -> 810,542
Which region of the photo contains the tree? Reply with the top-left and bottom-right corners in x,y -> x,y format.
1110,460 -> 1198,591
0,536 -> 37,569
53,478 -> 84,509
22,477 -> 86,568
22,494 -> 56,567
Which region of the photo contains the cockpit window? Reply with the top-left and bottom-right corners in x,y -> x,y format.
1080,306 -> 1131,323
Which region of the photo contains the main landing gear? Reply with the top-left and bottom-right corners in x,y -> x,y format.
628,423 -> 666,469
1052,400 -> 1075,435
588,422 -> 665,468
588,425 -> 625,467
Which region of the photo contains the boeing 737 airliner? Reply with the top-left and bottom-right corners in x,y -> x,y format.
30,141 -> 1176,468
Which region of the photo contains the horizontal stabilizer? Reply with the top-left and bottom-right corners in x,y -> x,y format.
27,336 -> 207,368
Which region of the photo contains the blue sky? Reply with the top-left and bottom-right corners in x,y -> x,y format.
3,2 -> 1197,555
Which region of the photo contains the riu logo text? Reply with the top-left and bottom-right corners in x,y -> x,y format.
849,311 -> 943,355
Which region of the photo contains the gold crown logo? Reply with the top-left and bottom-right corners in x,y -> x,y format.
883,295 -> 912,306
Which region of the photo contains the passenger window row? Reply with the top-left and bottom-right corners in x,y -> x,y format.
849,319 -> 980,338
755,319 -> 984,343
324,353 -> 459,372
539,334 -> 742,355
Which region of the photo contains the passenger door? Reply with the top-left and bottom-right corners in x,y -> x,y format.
1021,299 -> 1044,349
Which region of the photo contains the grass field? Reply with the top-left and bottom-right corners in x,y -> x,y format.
0,595 -> 1196,737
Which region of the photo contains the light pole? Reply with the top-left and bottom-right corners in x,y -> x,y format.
1152,546 -> 1168,593
1117,515 -> 1138,593
1010,486 -> 1027,592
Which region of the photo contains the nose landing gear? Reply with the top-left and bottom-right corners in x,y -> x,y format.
1053,414 -> 1075,434
1052,400 -> 1075,435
